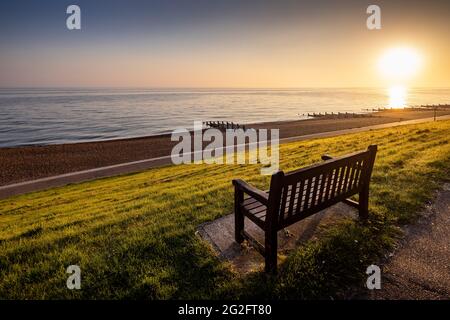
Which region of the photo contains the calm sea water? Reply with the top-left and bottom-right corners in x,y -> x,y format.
0,87 -> 449,147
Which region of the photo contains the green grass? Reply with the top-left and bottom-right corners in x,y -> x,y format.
1,120 -> 449,299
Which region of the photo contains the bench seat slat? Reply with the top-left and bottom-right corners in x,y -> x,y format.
240,196 -> 267,228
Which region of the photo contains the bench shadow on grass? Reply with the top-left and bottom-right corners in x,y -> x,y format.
196,202 -> 373,299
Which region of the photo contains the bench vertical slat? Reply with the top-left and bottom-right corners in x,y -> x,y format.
342,163 -> 353,193
295,179 -> 305,215
347,160 -> 359,192
355,159 -> 364,189
287,182 -> 299,218
333,167 -> 342,198
325,168 -> 335,200
310,175 -> 321,208
286,185 -> 293,216
279,185 -> 289,224
324,168 -> 335,202
352,158 -> 364,191
335,165 -> 346,196
317,171 -> 328,204
350,161 -> 360,190
303,178 -> 311,211
306,178 -> 314,209
338,164 -> 349,195
353,159 -> 365,189
359,157 -> 369,186
349,160 -> 360,192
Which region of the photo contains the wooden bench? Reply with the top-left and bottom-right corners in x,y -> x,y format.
232,145 -> 377,273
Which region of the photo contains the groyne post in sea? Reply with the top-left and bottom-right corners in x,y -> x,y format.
203,120 -> 247,131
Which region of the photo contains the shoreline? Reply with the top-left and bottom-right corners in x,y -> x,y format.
1,109 -> 450,187
3,104 -> 448,149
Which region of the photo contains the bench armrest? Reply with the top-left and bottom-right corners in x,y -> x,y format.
232,179 -> 269,204
321,154 -> 334,161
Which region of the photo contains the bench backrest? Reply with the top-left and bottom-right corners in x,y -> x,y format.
268,145 -> 377,229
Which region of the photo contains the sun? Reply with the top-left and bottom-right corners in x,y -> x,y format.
378,47 -> 422,80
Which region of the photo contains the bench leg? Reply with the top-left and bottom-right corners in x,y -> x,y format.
359,186 -> 369,220
234,188 -> 244,243
264,229 -> 278,273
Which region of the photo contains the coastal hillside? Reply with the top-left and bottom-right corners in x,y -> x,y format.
1,120 -> 449,299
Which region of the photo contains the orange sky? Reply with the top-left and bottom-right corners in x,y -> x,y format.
1,1 -> 449,88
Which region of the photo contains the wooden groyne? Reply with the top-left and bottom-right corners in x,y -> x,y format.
203,121 -> 246,130
301,112 -> 374,119
301,103 -> 450,119
205,104 -> 449,126
362,104 -> 450,112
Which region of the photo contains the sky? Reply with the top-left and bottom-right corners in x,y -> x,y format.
0,0 -> 449,88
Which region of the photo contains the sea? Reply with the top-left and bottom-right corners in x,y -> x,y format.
0,87 -> 449,147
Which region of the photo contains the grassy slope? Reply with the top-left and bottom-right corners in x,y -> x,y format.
0,120 -> 449,299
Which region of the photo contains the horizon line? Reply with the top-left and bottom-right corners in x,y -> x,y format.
1,85 -> 450,90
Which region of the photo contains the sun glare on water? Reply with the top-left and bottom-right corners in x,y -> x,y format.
388,85 -> 407,108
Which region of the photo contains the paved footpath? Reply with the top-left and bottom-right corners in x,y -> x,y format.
368,183 -> 450,299
1,115 -> 449,200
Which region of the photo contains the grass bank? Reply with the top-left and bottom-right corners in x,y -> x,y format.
0,120 -> 449,299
